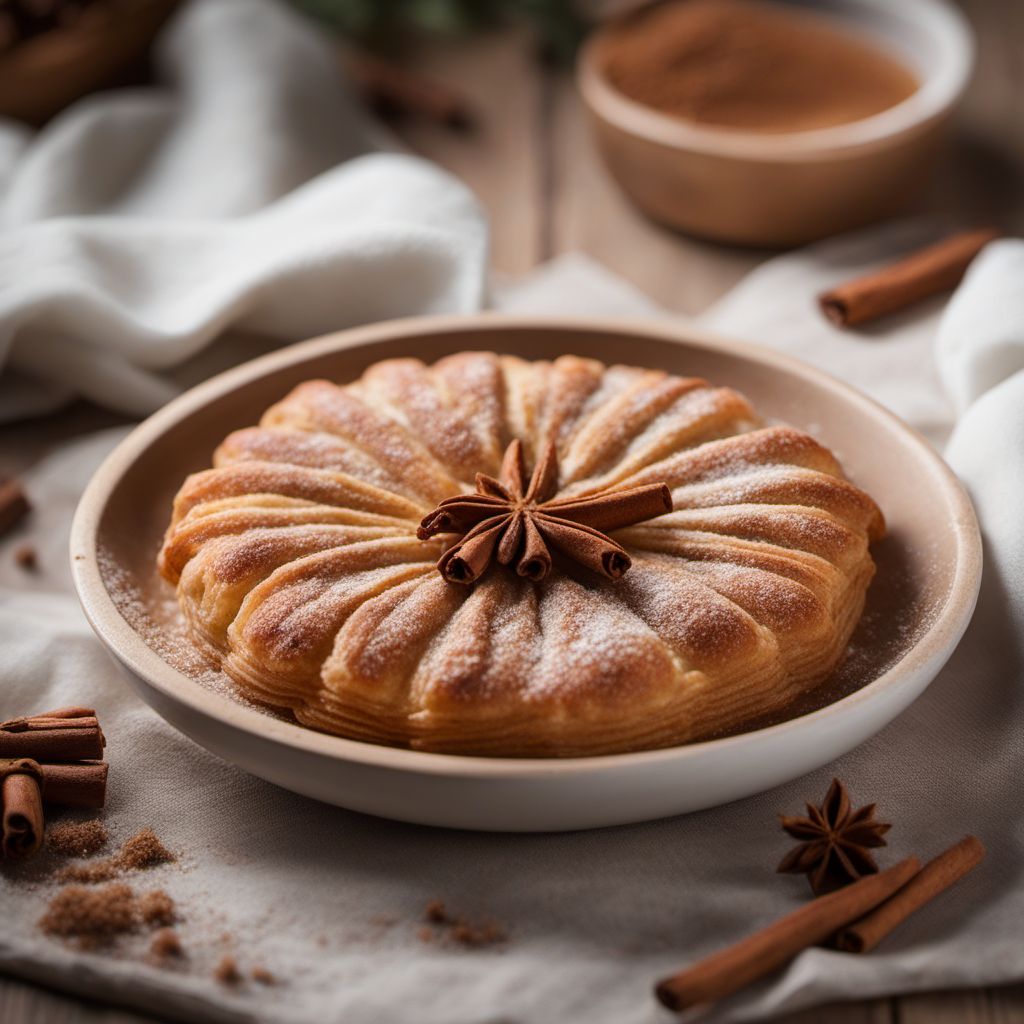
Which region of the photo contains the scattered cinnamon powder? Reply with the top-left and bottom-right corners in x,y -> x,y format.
118,828 -> 175,869
48,820 -> 109,857
138,889 -> 177,927
57,859 -> 121,884
251,966 -> 276,985
451,920 -> 507,948
214,954 -> 242,986
56,827 -> 175,883
421,900 -> 507,948
39,883 -> 138,948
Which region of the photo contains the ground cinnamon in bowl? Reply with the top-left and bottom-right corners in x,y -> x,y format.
600,0 -> 918,133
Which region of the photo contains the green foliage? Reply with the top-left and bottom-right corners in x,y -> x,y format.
290,0 -> 587,62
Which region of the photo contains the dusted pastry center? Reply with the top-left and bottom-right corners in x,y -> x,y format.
159,352 -> 884,758
417,439 -> 673,585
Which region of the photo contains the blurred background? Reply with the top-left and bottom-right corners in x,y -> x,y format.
1,0 -> 1019,307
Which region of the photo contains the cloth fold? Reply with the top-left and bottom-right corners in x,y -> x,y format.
0,0 -> 487,422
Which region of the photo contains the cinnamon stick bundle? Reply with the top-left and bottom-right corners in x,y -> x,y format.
835,836 -> 985,953
0,707 -> 106,762
819,228 -> 999,328
0,758 -> 44,859
655,857 -> 921,1012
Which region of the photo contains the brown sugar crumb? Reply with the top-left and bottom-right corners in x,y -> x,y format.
118,828 -> 175,869
417,926 -> 434,943
149,928 -> 184,963
48,820 -> 109,857
214,955 -> 242,986
14,543 -> 37,571
251,966 -> 276,985
39,883 -> 138,947
138,889 -> 177,927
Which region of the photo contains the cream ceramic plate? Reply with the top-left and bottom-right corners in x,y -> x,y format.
70,316 -> 981,831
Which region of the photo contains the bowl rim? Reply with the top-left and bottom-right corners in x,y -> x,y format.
578,0 -> 975,160
70,313 -> 982,779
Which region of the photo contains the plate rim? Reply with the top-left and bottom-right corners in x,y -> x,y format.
69,313 -> 983,779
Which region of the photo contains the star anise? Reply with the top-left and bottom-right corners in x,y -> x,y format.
417,439 -> 672,586
777,778 -> 892,895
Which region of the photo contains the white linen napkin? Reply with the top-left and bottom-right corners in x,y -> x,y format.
0,0 -> 487,422
1,230 -> 1022,1024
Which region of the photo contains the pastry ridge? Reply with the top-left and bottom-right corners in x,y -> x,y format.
159,351 -> 884,757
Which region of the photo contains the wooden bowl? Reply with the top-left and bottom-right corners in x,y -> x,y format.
578,0 -> 974,247
0,0 -> 179,125
70,315 -> 981,831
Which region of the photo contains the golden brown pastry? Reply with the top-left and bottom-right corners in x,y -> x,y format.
159,352 -> 884,757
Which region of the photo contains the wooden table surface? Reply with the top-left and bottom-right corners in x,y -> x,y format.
3,1 -> 1023,1021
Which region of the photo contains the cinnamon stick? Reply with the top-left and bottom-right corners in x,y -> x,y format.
0,708 -> 106,762
819,228 -> 999,328
0,758 -> 44,859
543,483 -> 673,532
39,761 -> 108,809
0,477 -> 30,536
2,772 -> 44,858
834,836 -> 984,953
654,857 -> 921,1012
349,53 -> 474,131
